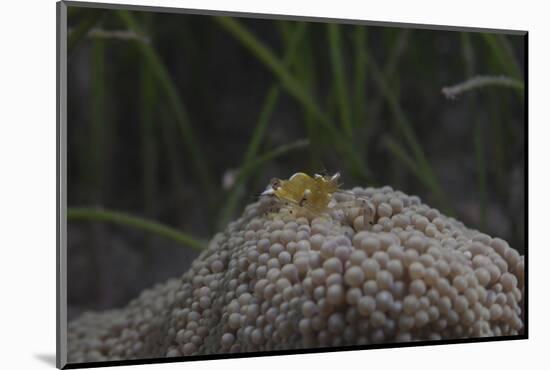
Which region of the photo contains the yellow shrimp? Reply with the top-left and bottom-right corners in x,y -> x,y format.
261,172 -> 375,227
261,172 -> 341,214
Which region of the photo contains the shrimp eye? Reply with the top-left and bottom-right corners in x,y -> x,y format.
270,178 -> 281,190
299,189 -> 312,207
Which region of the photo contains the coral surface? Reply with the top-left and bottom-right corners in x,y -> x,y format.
68,186 -> 524,362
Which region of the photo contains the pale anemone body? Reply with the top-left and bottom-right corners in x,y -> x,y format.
68,185 -> 525,363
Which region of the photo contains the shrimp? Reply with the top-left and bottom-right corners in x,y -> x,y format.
261,172 -> 375,226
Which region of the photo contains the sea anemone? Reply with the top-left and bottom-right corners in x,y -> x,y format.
67,184 -> 524,362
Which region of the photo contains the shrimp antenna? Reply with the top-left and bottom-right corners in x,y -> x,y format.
317,162 -> 330,177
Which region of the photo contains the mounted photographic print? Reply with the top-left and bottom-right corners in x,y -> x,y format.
57,1 -> 527,368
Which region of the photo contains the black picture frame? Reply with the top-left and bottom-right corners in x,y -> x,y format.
57,1 -> 528,368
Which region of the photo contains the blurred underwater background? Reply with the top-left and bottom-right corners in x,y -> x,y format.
66,7 -> 525,318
